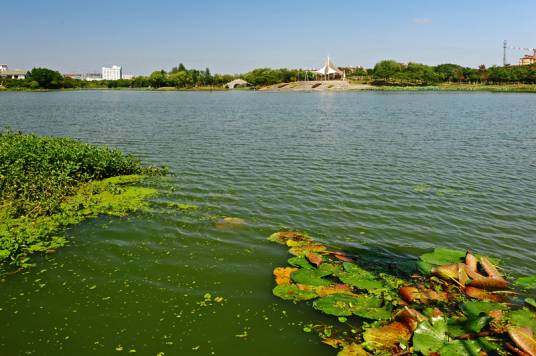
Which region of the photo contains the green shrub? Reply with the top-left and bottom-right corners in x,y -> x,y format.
0,130 -> 164,219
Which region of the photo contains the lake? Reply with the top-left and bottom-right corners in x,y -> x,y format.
0,90 -> 535,355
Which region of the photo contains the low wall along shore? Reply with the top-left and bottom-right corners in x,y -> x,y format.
259,80 -> 373,91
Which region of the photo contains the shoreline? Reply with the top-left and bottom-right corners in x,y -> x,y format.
2,82 -> 536,93
259,81 -> 536,93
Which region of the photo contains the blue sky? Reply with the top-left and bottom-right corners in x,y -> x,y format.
3,0 -> 535,74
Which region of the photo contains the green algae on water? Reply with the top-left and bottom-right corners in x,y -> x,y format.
0,175 -> 157,272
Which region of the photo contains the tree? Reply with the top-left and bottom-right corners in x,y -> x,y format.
478,65 -> 488,83
148,70 -> 167,88
372,60 -> 404,79
29,68 -> 64,89
168,71 -> 192,87
434,64 -> 464,82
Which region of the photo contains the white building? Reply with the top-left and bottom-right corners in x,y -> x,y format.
0,70 -> 27,79
0,64 -> 8,72
102,65 -> 122,80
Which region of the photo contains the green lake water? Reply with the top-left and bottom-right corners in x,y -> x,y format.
0,91 -> 535,355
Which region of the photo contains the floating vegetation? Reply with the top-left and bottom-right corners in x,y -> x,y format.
0,130 -> 167,274
214,217 -> 246,229
165,202 -> 199,211
268,230 -> 536,355
0,175 -> 157,273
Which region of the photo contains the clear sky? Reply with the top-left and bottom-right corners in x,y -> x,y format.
3,0 -> 535,75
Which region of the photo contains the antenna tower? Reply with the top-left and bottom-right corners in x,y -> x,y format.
503,40 -> 507,66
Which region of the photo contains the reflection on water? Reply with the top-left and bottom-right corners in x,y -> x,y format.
0,91 -> 535,355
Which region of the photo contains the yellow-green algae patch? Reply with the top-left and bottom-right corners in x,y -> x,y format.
0,175 -> 156,271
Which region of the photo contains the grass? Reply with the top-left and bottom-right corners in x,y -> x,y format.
0,130 -> 166,271
361,83 -> 536,93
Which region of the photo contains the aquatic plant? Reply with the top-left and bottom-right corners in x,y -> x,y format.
0,130 -> 167,271
268,230 -> 536,355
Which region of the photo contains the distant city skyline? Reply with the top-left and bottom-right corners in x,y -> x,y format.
3,0 -> 536,75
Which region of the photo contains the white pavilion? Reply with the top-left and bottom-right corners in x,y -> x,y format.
314,57 -> 345,80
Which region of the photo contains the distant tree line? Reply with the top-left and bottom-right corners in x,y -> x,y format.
368,60 -> 536,86
2,61 -> 536,90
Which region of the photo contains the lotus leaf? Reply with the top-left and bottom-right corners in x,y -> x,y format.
515,275 -> 536,290
316,284 -> 354,297
465,315 -> 492,333
337,343 -> 369,356
314,294 -> 372,316
321,337 -> 346,348
354,305 -> 392,320
289,244 -> 327,256
526,298 -> 536,309
448,314 -> 492,337
317,263 -> 343,276
412,316 -> 448,355
416,260 -> 433,274
337,262 -> 384,291
509,308 -> 536,334
508,326 -> 536,356
446,317 -> 470,338
341,262 -> 376,278
268,230 -> 311,245
338,275 -> 384,291
462,301 -> 507,318
363,321 -> 411,352
313,294 -> 390,320
465,286 -> 503,302
419,248 -> 466,266
477,337 -> 502,352
438,340 -> 482,356
273,267 -> 298,285
288,256 -> 314,269
272,284 -> 318,301
306,252 -> 323,267
291,269 -> 333,287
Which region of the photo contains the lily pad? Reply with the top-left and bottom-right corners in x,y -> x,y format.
288,256 -> 314,269
273,267 -> 298,285
514,275 -> 536,290
338,275 -> 384,291
462,301 -> 507,318
448,315 -> 492,337
337,343 -> 369,356
317,263 -> 343,276
509,308 -> 536,334
291,269 -> 333,287
313,294 -> 357,317
306,252 -> 323,267
416,261 -> 433,274
508,326 -> 536,356
419,248 -> 466,266
268,230 -> 311,245
272,284 -> 318,301
316,284 -> 354,298
438,340 -> 482,356
412,316 -> 448,355
363,321 -> 411,352
337,262 -> 384,291
313,294 -> 391,320
289,244 -> 327,256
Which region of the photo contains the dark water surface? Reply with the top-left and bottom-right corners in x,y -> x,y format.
0,91 -> 535,355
